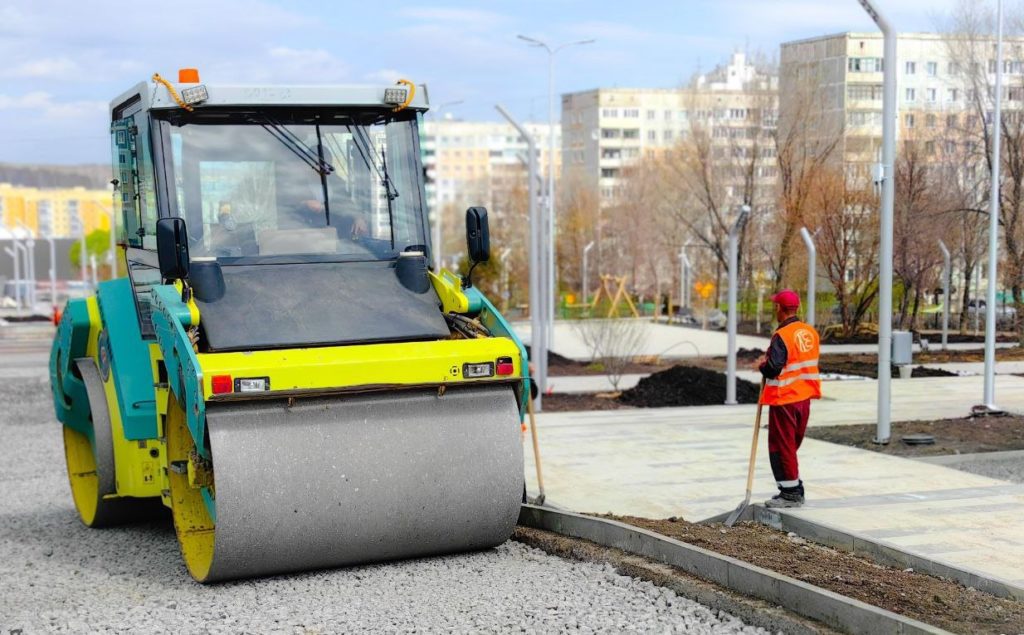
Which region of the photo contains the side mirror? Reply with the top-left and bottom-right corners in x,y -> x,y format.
465,206 -> 490,264
157,217 -> 190,281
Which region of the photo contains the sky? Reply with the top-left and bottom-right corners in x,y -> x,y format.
0,0 -> 966,164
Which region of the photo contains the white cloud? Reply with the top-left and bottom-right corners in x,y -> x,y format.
0,91 -> 105,119
364,68 -> 406,84
0,57 -> 79,79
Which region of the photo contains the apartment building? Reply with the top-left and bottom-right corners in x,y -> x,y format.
560,52 -> 778,206
421,118 -> 560,213
0,184 -> 112,238
779,31 -> 1024,177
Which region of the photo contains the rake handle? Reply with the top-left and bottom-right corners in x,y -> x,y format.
744,379 -> 767,500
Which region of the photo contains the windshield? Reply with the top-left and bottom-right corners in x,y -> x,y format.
157,110 -> 427,263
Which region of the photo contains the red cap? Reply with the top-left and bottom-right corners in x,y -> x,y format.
771,289 -> 801,309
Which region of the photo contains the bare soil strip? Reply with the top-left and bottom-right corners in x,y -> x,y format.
807,415 -> 1024,456
598,515 -> 1024,634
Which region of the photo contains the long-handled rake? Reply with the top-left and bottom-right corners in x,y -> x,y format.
724,378 -> 766,527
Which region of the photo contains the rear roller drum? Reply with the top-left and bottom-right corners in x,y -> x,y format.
63,359 -> 156,527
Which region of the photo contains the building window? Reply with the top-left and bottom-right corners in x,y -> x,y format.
925,140 -> 935,155
945,140 -> 956,154
905,88 -> 916,102
905,61 -> 916,75
622,128 -> 640,139
926,88 -> 937,102
947,114 -> 958,128
663,130 -> 674,142
848,57 -> 882,72
848,84 -> 882,100
926,61 -> 938,76
601,168 -> 619,179
948,61 -> 960,75
729,108 -> 746,119
646,109 -> 656,120
601,148 -> 622,159
601,128 -> 621,139
623,108 -> 639,118
904,113 -> 915,128
647,130 -> 657,141
664,110 -> 673,120
947,88 -> 959,102
601,108 -> 619,118
926,113 -> 937,128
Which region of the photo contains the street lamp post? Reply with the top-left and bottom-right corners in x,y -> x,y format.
581,241 -> 595,306
44,235 -> 57,313
726,205 -> 751,405
3,239 -> 21,311
16,223 -> 36,309
981,0 -> 1004,414
679,249 -> 692,311
939,240 -> 951,351
858,0 -> 897,444
800,227 -> 817,327
497,103 -> 547,411
518,34 -> 595,347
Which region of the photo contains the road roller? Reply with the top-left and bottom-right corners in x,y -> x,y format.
49,70 -> 529,582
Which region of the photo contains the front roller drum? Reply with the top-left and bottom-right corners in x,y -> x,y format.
168,385 -> 524,582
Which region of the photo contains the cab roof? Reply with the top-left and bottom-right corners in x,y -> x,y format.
110,79 -> 430,119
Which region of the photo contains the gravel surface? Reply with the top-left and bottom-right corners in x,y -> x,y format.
0,374 -> 767,634
919,451 -> 1024,484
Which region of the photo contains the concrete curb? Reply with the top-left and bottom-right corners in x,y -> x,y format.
752,505 -> 1024,602
519,505 -> 947,635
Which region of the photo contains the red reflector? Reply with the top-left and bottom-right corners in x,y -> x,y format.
211,375 -> 233,394
496,357 -> 514,376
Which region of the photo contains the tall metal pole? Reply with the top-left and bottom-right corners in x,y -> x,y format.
14,241 -> 28,314
45,236 -> 57,313
726,205 -> 751,405
497,103 -> 546,411
17,223 -> 36,309
89,254 -> 98,289
800,227 -> 817,327
939,240 -> 951,351
582,241 -> 595,305
518,35 -> 595,349
679,249 -> 692,311
982,0 -> 1004,413
859,0 -> 897,444
4,241 -> 20,310
79,228 -> 87,284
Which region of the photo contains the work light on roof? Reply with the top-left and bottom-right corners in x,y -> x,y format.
181,84 -> 209,106
383,87 -> 408,105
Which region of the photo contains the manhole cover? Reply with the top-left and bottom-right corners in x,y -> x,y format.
901,433 -> 935,446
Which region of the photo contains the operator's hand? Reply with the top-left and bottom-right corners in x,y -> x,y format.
351,216 -> 369,238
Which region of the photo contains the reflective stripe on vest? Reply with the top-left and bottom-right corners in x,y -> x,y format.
762,321 -> 821,406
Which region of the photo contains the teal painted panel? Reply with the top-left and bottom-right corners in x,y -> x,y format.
49,298 -> 95,440
150,284 -> 207,457
96,278 -> 158,440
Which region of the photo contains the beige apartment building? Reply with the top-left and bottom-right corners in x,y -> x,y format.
779,31 -> 1024,178
560,52 -> 779,206
421,118 -> 560,212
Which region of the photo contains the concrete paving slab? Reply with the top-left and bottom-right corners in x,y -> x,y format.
523,374 -> 1024,592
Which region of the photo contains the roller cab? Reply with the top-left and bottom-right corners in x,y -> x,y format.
49,72 -> 529,582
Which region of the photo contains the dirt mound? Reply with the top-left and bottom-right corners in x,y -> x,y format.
736,347 -> 764,361
821,360 -> 957,379
618,365 -> 760,407
524,346 -> 587,370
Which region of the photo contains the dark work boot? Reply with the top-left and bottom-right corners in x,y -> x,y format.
765,482 -> 805,508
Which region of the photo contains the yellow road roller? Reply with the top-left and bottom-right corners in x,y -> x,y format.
49,70 -> 529,582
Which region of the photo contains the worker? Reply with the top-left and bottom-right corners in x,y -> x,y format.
754,289 -> 821,508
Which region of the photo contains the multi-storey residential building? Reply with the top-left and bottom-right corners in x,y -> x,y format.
421,118 -> 560,212
561,52 -> 779,206
0,184 -> 113,238
779,32 -> 1024,178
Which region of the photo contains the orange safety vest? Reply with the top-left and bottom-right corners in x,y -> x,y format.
761,321 -> 821,406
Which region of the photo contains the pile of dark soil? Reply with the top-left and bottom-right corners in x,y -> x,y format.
819,359 -> 957,379
618,365 -> 760,407
807,415 -> 1024,456
593,515 -> 1024,634
2,314 -> 51,323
